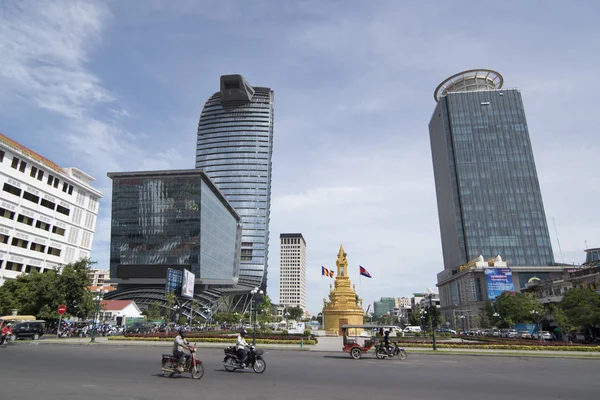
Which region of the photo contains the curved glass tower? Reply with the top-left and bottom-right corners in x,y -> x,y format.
195,75 -> 274,291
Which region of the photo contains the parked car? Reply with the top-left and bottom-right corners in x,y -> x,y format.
518,330 -> 532,339
128,322 -> 153,334
532,331 -> 552,340
506,329 -> 519,338
12,321 -> 46,340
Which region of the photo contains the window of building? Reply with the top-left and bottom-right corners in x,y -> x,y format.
80,231 -> 91,248
11,157 -> 19,169
62,182 -> 68,192
47,246 -> 61,257
47,175 -> 54,186
53,178 -> 59,188
30,166 -> 38,178
3,183 -> 22,197
37,170 -> 44,181
0,233 -> 9,244
68,185 -> 73,195
17,214 -> 34,226
0,150 -> 4,162
84,212 -> 94,229
19,160 -> 27,173
35,220 -> 50,231
0,207 -> 15,220
23,191 -> 40,204
6,262 -> 23,271
52,226 -> 66,236
11,237 -> 29,249
30,243 -> 46,253
40,198 -> 56,210
68,227 -> 79,244
72,208 -> 82,225
57,205 -> 70,216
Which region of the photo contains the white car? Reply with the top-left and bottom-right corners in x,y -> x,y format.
532,331 -> 552,340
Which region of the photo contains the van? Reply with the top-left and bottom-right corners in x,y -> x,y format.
403,326 -> 422,333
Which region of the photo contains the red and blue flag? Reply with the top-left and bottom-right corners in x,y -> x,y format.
359,266 -> 372,278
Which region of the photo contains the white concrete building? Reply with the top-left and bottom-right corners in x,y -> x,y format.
88,269 -> 110,287
278,233 -> 306,311
0,133 -> 103,285
98,300 -> 142,323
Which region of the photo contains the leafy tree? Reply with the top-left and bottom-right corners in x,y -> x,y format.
408,307 -> 420,326
549,303 -> 572,341
164,291 -> 177,321
494,292 -> 544,327
560,288 -> 600,338
257,295 -> 275,326
0,258 -> 95,319
142,301 -> 162,321
285,306 -> 303,321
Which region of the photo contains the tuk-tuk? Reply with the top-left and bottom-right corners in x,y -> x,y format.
341,324 -> 384,359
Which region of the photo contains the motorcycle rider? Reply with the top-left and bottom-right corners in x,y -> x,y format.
383,330 -> 392,356
236,328 -> 250,368
1,322 -> 13,345
173,328 -> 192,372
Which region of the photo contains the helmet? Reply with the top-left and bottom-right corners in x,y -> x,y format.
178,329 -> 186,337
6,323 -> 11,327
384,330 -> 390,335
240,328 -> 247,337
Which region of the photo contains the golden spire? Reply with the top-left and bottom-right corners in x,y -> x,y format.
336,245 -> 348,277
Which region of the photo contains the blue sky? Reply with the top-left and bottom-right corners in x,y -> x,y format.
1,0 -> 598,314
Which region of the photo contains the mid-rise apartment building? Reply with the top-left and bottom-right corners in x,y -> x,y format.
278,233 -> 306,310
0,133 -> 103,285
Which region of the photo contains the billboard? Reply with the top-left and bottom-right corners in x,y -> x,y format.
485,268 -> 514,301
181,269 -> 195,299
165,268 -> 183,296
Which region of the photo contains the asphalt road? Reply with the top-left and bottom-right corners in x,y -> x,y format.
0,343 -> 598,400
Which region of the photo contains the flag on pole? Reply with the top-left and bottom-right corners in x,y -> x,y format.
322,266 -> 334,278
359,266 -> 372,278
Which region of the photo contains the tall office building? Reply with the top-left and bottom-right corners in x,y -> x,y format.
278,233 -> 306,311
429,69 -> 554,270
0,133 -> 103,285
196,75 -> 274,291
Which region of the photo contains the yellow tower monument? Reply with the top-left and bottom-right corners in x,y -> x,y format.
322,245 -> 364,335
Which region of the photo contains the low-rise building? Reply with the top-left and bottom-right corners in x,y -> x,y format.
98,300 -> 142,324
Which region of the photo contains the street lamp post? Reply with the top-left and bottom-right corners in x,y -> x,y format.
90,288 -> 107,343
428,293 -> 437,351
460,315 -> 466,332
250,287 -> 264,346
531,310 -> 543,342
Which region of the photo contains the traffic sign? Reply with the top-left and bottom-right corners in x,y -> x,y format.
57,305 -> 67,315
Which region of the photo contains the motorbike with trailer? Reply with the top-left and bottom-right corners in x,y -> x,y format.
223,344 -> 267,373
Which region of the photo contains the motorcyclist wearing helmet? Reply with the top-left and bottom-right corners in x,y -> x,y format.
173,329 -> 191,372
236,328 -> 250,368
1,322 -> 13,345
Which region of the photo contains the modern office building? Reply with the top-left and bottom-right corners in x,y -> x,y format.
195,74 -> 274,292
0,133 -> 103,285
429,69 -> 555,270
104,169 -> 242,314
278,233 -> 307,310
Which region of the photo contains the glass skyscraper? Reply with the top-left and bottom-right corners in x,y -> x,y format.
108,169 -> 241,287
429,69 -> 555,270
196,75 -> 274,291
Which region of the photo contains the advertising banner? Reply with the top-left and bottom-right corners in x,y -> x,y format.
485,268 -> 514,301
165,268 -> 183,296
181,269 -> 195,298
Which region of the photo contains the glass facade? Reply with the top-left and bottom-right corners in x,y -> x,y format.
109,171 -> 241,284
196,75 -> 274,290
430,88 -> 555,269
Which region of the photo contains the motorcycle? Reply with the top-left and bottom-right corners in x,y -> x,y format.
0,333 -> 13,348
223,345 -> 267,373
161,346 -> 204,379
375,341 -> 408,360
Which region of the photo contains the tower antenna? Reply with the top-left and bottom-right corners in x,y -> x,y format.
552,217 -> 565,264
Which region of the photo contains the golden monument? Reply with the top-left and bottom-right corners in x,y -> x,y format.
322,245 -> 364,335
